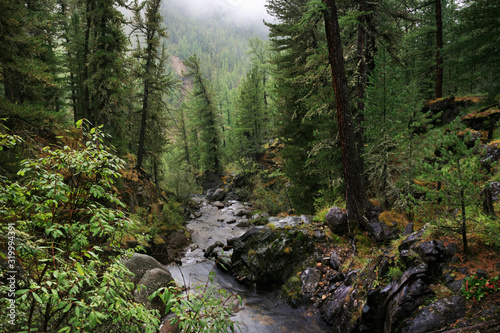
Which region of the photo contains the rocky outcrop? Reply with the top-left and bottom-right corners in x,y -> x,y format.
461,105 -> 500,135
421,96 -> 482,127
231,226 -> 317,286
313,229 -> 467,333
400,296 -> 466,333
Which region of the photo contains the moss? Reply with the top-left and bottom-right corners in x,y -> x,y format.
281,274 -> 303,308
313,207 -> 330,223
379,211 -> 408,229
153,234 -> 165,246
461,108 -> 500,120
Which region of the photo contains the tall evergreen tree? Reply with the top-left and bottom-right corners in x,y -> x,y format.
451,0 -> 500,100
233,65 -> 265,160
266,0 -> 341,213
130,0 -> 173,170
184,54 -> 222,173
0,0 -> 62,118
323,0 -> 370,228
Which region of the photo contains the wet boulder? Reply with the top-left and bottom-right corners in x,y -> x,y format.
124,253 -> 171,284
384,277 -> 434,332
365,221 -> 399,243
399,296 -> 466,333
134,268 -> 175,312
231,227 -> 315,286
319,283 -> 355,330
413,240 -> 450,276
300,267 -> 322,301
325,207 -> 348,235
210,188 -> 226,202
358,260 -> 432,332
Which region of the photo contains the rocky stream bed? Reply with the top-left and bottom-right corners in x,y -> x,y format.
124,193 -> 500,332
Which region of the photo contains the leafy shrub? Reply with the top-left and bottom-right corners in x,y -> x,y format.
0,121 -> 159,332
386,266 -> 403,281
152,270 -> 241,332
461,275 -> 500,302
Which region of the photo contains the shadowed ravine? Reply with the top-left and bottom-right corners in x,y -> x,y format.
166,197 -> 329,333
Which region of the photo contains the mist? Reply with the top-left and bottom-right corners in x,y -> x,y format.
166,0 -> 273,26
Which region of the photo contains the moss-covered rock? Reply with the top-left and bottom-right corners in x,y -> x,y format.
231,226 -> 317,287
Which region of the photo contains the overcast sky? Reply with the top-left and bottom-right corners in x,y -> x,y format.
170,0 -> 273,24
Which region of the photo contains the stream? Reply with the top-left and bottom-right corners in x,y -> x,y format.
166,197 -> 329,333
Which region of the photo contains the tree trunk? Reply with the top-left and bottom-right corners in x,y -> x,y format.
83,0 -> 94,123
435,0 -> 443,98
461,189 -> 468,255
136,75 -> 149,170
482,184 -> 495,217
323,0 -> 370,229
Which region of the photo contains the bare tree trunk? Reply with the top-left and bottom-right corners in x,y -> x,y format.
435,0 -> 443,98
323,0 -> 370,229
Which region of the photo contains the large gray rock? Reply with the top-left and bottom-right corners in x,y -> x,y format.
231,227 -> 315,286
134,268 -> 175,312
124,253 -> 171,284
301,267 -> 322,301
400,296 -> 466,333
366,222 -> 399,243
210,188 -> 226,202
325,207 -> 348,234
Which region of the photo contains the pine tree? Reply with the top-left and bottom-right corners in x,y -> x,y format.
417,120 -> 482,254
233,66 -> 265,160
0,0 -> 62,118
364,47 -> 408,209
323,0 -> 370,228
266,0 -> 340,213
130,0 -> 173,170
183,54 -> 222,173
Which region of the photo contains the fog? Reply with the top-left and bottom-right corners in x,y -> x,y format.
167,0 -> 273,26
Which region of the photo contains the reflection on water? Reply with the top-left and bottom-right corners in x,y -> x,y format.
167,198 -> 329,333
167,261 -> 329,333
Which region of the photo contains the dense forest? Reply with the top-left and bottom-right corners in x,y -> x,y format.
1,0 -> 500,331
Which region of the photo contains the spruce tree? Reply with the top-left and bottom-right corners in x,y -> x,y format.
183,54 -> 222,173
0,0 -> 62,118
233,66 -> 265,160
417,120 -> 482,254
130,0 -> 173,170
364,47 -> 407,209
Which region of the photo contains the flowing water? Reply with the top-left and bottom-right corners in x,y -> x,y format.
166,197 -> 329,333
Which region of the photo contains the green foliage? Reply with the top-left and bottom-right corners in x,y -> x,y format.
450,0 -> 500,100
461,275 -> 500,302
415,119 -> 485,254
152,270 -> 241,332
251,170 -> 291,216
184,54 -> 223,172
162,151 -> 202,200
0,123 -> 159,332
385,265 -> 403,281
232,65 -> 266,160
364,46 -> 409,207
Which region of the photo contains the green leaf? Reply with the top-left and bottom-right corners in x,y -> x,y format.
32,292 -> 43,304
76,262 -> 85,276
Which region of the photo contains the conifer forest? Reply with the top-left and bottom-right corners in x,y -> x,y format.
1,0 -> 500,332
